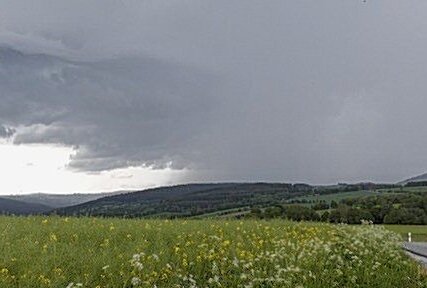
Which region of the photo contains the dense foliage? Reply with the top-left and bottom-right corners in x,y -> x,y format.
250,191 -> 427,225
0,217 -> 424,287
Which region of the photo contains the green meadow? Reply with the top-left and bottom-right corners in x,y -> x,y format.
288,190 -> 380,205
0,217 -> 425,288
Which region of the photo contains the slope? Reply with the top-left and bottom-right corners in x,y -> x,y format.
4,191 -> 126,209
399,173 -> 427,185
0,197 -> 52,215
53,183 -> 314,217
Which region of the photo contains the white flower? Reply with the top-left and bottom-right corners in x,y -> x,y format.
131,277 -> 141,286
132,254 -> 141,262
66,283 -> 82,288
135,262 -> 144,271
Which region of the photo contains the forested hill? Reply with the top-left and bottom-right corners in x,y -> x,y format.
399,172 -> 427,185
53,183 -> 318,217
0,197 -> 52,215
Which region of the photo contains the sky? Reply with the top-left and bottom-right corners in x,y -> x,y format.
1,0 -> 427,194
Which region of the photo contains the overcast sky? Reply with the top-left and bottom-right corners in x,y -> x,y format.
1,0 -> 427,194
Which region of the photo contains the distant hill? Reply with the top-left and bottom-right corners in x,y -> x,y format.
4,191 -> 126,209
0,197 -> 52,215
2,181 -> 402,217
398,173 -> 427,185
53,183 -> 318,217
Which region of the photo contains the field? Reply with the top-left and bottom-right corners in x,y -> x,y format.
378,186 -> 427,193
0,217 -> 425,288
287,190 -> 380,204
189,207 -> 250,219
384,225 -> 427,242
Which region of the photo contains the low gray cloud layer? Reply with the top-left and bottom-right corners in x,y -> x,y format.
1,0 -> 427,184
0,125 -> 14,138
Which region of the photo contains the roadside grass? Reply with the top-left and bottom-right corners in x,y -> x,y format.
384,225 -> 427,242
0,217 -> 425,287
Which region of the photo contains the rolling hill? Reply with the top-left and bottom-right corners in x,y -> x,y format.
0,181 -> 411,218
399,173 -> 427,185
0,197 -> 52,215
53,183 -> 317,217
4,191 -> 126,209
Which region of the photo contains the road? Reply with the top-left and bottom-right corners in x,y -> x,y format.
403,242 -> 427,268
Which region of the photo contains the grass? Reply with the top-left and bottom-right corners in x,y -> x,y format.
189,207 -> 250,219
288,190 -> 381,204
384,225 -> 427,242
0,217 -> 425,287
378,187 -> 427,193
289,185 -> 427,206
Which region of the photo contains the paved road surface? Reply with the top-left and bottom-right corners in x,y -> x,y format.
403,242 -> 427,268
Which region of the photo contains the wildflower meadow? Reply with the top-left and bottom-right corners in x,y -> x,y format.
0,217 -> 425,287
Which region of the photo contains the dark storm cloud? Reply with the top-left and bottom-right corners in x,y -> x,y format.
1,0 -> 427,183
0,47 -> 219,171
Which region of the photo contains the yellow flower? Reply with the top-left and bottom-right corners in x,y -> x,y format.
50,233 -> 58,242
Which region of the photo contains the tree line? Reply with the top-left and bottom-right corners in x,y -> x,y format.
248,192 -> 427,224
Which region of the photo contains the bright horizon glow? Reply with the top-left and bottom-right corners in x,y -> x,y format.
0,141 -> 187,195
